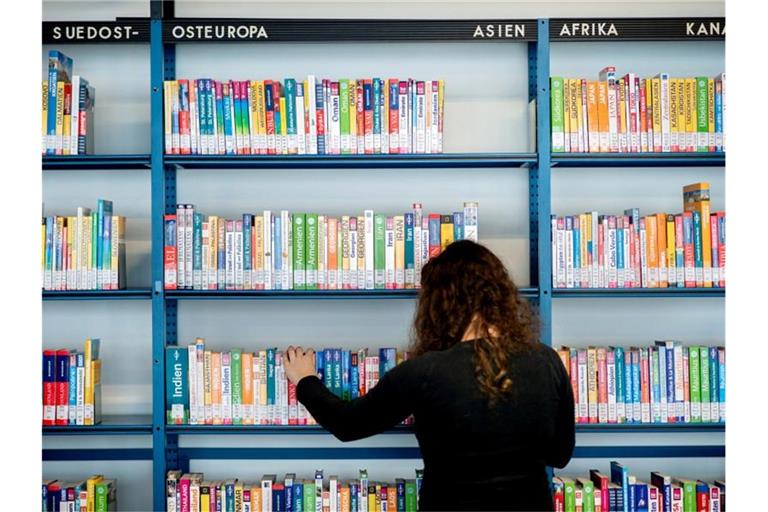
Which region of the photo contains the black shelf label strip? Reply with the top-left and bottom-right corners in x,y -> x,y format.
163,18 -> 537,42
43,20 -> 151,43
550,17 -> 725,41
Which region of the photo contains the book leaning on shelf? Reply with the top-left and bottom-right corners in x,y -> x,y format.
43,50 -> 95,155
163,202 -> 478,291
163,76 -> 444,156
553,461 -> 724,512
550,69 -> 724,153
166,468 -> 423,512
556,343 -> 724,426
551,182 -> 724,289
42,199 -> 127,291
43,338 -> 102,426
166,340 -> 413,427
43,475 -> 116,512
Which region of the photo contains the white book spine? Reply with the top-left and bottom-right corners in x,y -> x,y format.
349,222 -> 358,290
657,345 -> 668,422
463,202 -> 478,242
430,81 -> 440,154
188,345 -> 198,424
415,85 -> 426,153
606,80 -> 619,152
364,210 -> 374,289
398,86 -> 408,153
235,222 -> 244,289
176,206 -> 185,289
565,226 -> 574,288
413,206 -> 423,285
385,222 -> 395,288
263,211 -> 273,290
607,352 -> 617,423
673,343 -> 685,419
185,206 -> 194,288
307,76 -> 318,154
190,80 -> 199,155
282,211 -> 291,290
71,76 -> 80,155
659,73 -> 671,152
577,355 -> 588,421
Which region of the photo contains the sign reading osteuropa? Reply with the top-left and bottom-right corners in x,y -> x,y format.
550,18 -> 725,41
164,19 -> 538,42
43,21 -> 150,43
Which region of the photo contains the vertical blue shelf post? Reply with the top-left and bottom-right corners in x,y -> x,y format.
533,19 -> 552,346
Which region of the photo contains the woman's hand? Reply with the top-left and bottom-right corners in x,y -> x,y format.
284,346 -> 317,385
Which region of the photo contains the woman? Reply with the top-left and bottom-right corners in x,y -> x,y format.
284,240 -> 575,511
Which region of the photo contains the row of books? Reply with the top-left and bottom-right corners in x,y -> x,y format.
42,338 -> 102,426
554,461 -> 724,512
164,202 -> 478,291
557,343 -> 725,425
551,183 -> 724,289
164,77 -> 445,156
167,469 -> 423,512
550,69 -> 725,153
43,475 -> 116,512
42,199 -> 127,291
166,340 -> 412,426
43,50 -> 95,155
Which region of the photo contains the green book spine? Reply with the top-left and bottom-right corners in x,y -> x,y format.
293,213 -> 306,290
563,478 -> 576,512
231,348 -> 242,424
267,348 -> 276,418
94,482 -> 107,512
304,482 -> 315,512
689,346 -> 701,422
305,214 -> 318,290
404,481 -> 417,512
683,480 -> 696,512
551,77 -> 565,152
339,79 -> 350,154
374,214 -> 386,289
699,346 -> 710,422
696,77 -> 709,151
580,480 -> 595,512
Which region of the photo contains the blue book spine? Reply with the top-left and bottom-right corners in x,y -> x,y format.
273,83 -> 283,151
350,354 -> 359,399
651,349 -> 661,423
274,215 -> 282,290
428,216 -> 440,250
397,480 -> 405,512
573,217 -> 581,277
614,347 -> 625,421
267,348 -> 275,411
404,213 -> 414,280
194,79 -> 204,152
372,78 -> 381,147
273,487 -> 284,511
323,348 -> 333,390
709,346 -> 719,419
95,200 -> 104,288
610,462 -> 629,512
223,86 -> 235,154
50,488 -> 61,512
617,223 -> 624,277
631,350 -> 641,423
342,350 -> 351,400
46,51 -> 71,155
350,483 -> 358,512
285,78 -> 297,137
634,482 -> 648,512
205,79 -> 214,151
225,482 -> 234,512
623,348 -> 633,421
315,80 -> 326,154
453,212 -> 464,241
316,349 -> 325,384
379,348 -> 389,377
243,214 -> 252,283
692,211 -> 703,281
285,481 -> 293,512
718,348 -> 725,421
294,482 -> 303,511
68,353 -> 77,424
333,349 -> 343,397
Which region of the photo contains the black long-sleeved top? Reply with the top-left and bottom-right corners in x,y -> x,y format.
296,340 -> 575,511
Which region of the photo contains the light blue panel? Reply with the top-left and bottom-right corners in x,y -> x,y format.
42,170 -> 152,287
175,42 -> 530,153
42,44 -> 150,154
43,460 -> 152,512
43,301 -> 152,415
551,41 -> 724,77
177,167 -> 531,284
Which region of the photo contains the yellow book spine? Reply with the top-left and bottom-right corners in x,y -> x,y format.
279,96 -> 288,155
55,81 -> 65,155
256,81 -> 267,155
235,482 -> 244,512
651,78 -> 662,151
669,78 -> 679,151
249,81 -> 259,154
596,81 -> 609,152
707,78 -> 715,150
211,351 -> 222,424
618,78 -> 628,151
439,215 -> 453,251
645,79 -> 653,150
86,475 -> 104,512
201,486 -> 210,511
42,81 -> 48,153
84,338 -> 93,425
569,79 -> 579,150
90,359 -> 102,424
666,214 -> 676,286
656,213 -> 668,287
203,350 -> 212,424
676,79 -> 686,151
574,79 -> 584,151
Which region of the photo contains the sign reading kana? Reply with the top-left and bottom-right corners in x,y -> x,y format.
43,21 -> 150,43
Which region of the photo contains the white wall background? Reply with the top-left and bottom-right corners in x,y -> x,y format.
43,2 -> 725,510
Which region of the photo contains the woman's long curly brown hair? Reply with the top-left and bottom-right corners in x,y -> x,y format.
410,240 -> 539,404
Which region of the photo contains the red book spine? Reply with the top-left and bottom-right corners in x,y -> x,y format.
287,380 -> 298,425
675,214 -> 684,288
640,348 -> 650,423
355,80 -> 365,154
62,83 -> 71,155
716,211 -> 725,287
164,214 -> 178,290
697,487 -> 710,512
179,80 -> 191,155
597,348 -> 608,423
43,350 -> 56,425
55,349 -> 69,425
710,213 -> 720,288
553,485 -> 564,511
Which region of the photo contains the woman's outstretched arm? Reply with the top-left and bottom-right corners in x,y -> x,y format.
286,346 -> 416,442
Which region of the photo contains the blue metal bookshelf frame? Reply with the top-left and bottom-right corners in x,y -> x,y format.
41,10 -> 725,509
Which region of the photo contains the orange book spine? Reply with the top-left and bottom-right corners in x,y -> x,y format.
646,215 -> 659,287
241,352 -> 254,424
596,81 -> 610,152
586,81 -> 599,152
656,213 -> 668,287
